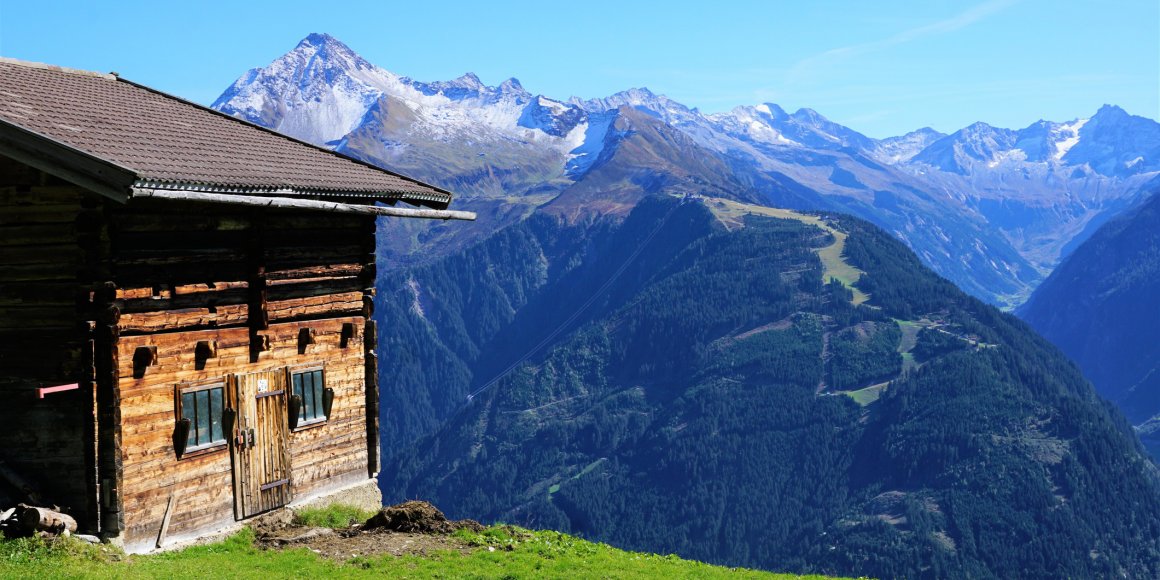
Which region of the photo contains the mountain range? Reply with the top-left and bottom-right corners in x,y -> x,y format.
375,196 -> 1160,578
204,33 -> 1160,577
213,33 -> 1160,308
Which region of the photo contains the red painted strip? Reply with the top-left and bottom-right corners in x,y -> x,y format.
37,383 -> 79,398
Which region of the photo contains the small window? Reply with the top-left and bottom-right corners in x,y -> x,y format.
292,368 -> 327,426
178,382 -> 227,452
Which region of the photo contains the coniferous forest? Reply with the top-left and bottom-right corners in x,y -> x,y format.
376,196 -> 1160,579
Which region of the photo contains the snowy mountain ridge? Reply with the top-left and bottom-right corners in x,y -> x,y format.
214,33 -> 1160,184
211,33 -> 1160,308
214,33 -> 588,155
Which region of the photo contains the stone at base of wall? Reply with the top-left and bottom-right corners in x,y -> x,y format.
128,477 -> 382,554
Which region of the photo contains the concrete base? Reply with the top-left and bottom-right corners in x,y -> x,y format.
288,477 -> 382,514
139,477 -> 382,554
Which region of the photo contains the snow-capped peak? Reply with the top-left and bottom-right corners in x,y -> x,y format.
212,32 -> 407,144
574,87 -> 701,126
451,72 -> 483,89
754,103 -> 789,119
873,127 -> 946,164
499,77 -> 525,94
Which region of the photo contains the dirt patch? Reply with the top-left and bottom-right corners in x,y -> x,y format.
254,501 -> 485,561
364,501 -> 483,534
266,527 -> 476,560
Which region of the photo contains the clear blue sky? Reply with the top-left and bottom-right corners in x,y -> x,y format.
1,0 -> 1156,138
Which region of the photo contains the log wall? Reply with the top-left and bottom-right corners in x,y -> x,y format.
107,201 -> 377,552
1,156 -> 382,548
0,161 -> 98,530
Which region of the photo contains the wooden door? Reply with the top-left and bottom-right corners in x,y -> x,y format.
231,370 -> 293,519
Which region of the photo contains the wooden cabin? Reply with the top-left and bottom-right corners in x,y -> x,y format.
0,58 -> 473,551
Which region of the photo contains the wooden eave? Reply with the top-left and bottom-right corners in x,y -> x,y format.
0,118 -> 472,219
0,118 -> 137,202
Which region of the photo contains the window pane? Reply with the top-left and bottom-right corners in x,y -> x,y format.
209,387 -> 224,443
302,371 -> 315,421
181,391 -> 196,444
312,371 -> 325,420
195,390 -> 210,447
291,370 -> 328,424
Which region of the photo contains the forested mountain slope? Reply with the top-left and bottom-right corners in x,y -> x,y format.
1020,190 -> 1160,454
377,196 -> 1160,579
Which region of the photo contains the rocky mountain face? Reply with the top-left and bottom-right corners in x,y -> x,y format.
213,33 -> 1160,308
1020,187 -> 1160,455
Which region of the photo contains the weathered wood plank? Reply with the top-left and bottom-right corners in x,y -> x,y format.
119,287 -> 249,314
265,277 -> 363,301
0,282 -> 80,306
267,292 -> 363,322
155,492 -> 177,549
265,264 -> 364,281
1,261 -> 80,282
0,223 -> 78,246
118,304 -> 249,334
0,204 -> 83,225
0,185 -> 90,200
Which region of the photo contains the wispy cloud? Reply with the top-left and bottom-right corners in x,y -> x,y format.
788,0 -> 1020,83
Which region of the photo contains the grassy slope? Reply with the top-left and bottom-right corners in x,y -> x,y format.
0,527 -> 850,580
708,198 -> 869,304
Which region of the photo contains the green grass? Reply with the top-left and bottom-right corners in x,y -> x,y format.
0,526 -> 852,579
900,352 -> 917,373
707,198 -> 869,305
894,319 -> 921,354
292,504 -> 378,529
844,382 -> 889,406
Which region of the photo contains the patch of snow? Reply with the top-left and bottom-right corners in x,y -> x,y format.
987,148 -> 1028,168
406,278 -> 426,320
566,111 -> 615,177
1052,118 -> 1087,160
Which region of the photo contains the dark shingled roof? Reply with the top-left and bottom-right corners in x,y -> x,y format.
0,58 -> 452,208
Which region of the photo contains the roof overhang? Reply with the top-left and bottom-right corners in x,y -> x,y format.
129,188 -> 476,221
131,179 -> 452,209
0,118 -> 136,201
0,117 -> 455,210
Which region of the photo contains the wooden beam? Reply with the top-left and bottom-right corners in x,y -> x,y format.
364,320 -> 380,478
155,492 -> 177,549
93,281 -> 124,536
129,189 -> 476,221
